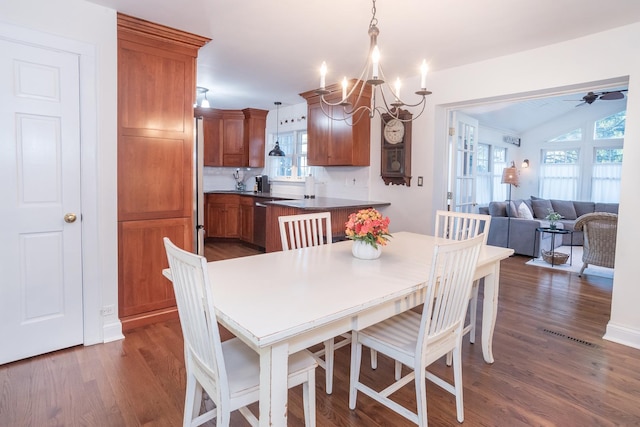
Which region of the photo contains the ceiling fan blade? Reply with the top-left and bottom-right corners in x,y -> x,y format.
600,90 -> 626,100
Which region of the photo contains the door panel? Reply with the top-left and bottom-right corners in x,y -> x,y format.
448,112 -> 479,213
0,39 -> 83,364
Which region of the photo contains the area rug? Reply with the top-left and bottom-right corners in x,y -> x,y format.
525,246 -> 614,279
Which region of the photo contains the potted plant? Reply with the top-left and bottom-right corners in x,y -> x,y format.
345,208 -> 391,259
545,208 -> 564,230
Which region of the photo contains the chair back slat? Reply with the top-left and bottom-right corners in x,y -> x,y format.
163,238 -> 227,402
279,212 -> 332,251
417,235 -> 483,356
434,210 -> 490,244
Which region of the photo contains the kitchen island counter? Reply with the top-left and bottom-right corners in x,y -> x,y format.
264,197 -> 391,252
266,197 -> 390,210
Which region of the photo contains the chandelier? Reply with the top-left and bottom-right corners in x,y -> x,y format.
315,0 -> 432,123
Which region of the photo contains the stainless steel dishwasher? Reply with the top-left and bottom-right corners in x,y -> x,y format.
254,201 -> 267,248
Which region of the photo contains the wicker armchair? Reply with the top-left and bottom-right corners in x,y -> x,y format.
574,212 -> 618,276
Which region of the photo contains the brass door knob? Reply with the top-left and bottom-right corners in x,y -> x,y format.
64,213 -> 77,223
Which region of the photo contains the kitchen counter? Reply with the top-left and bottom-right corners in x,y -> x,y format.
204,190 -> 390,209
205,190 -> 298,200
266,197 -> 390,210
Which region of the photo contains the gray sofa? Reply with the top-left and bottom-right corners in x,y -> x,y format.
479,197 -> 619,256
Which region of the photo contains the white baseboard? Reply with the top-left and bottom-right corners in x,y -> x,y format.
102,320 -> 125,343
604,322 -> 640,350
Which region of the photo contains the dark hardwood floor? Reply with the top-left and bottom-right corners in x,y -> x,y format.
2,240 -> 639,426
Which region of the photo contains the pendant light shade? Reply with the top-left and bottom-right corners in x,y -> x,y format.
268,101 -> 285,156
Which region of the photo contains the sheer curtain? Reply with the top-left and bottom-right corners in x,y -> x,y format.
539,163 -> 579,200
592,163 -> 622,202
493,160 -> 507,201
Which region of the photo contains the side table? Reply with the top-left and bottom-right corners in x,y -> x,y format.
533,227 -> 573,267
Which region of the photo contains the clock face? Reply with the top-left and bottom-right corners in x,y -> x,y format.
384,119 -> 405,144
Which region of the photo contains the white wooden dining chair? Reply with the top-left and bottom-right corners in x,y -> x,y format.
163,238 -> 317,427
278,212 -> 349,395
434,210 -> 490,344
279,211 -> 332,250
349,235 -> 483,426
371,210 -> 490,378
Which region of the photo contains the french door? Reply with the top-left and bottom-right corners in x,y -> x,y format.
447,112 -> 480,213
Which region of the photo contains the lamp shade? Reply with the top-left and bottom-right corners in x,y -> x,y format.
501,162 -> 520,186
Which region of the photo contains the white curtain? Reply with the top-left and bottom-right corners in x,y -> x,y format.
492,161 -> 507,201
476,174 -> 491,205
539,163 -> 579,200
592,163 -> 621,202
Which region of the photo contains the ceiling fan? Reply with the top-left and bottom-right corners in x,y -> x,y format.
568,89 -> 628,107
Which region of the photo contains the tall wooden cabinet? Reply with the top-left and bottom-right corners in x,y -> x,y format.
117,14 -> 209,330
300,80 -> 371,166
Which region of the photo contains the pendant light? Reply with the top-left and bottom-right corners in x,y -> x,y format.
268,101 -> 285,156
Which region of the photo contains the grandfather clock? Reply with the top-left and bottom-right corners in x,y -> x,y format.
380,108 -> 412,186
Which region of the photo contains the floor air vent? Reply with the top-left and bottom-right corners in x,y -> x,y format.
542,328 -> 599,348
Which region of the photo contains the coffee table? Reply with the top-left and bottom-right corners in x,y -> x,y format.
533,227 -> 573,266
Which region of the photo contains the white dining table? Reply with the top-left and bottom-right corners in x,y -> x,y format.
163,231 -> 513,426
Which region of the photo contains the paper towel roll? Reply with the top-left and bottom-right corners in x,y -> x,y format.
305,175 -> 315,199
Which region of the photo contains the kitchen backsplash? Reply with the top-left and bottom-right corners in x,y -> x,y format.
203,165 -> 370,200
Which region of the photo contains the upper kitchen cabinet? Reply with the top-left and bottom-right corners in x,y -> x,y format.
243,108 -> 268,168
117,13 -> 209,330
300,80 -> 371,166
196,107 -> 267,167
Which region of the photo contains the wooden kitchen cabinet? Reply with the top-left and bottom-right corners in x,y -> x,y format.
300,80 -> 371,166
243,108 -> 268,168
240,196 -> 255,243
196,107 -> 267,167
206,194 -> 240,238
117,14 -> 209,330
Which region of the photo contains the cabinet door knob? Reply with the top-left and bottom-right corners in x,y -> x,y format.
64,213 -> 77,223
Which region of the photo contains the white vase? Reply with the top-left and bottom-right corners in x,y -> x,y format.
351,240 -> 382,260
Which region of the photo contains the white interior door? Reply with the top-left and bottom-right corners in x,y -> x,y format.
0,38 -> 83,364
448,112 -> 479,213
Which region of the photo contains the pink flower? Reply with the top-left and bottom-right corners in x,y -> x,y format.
344,208 -> 391,248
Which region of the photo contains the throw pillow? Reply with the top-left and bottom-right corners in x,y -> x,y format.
550,199 -> 577,220
574,201 -> 595,217
531,199 -> 553,219
506,201 -> 519,217
517,202 -> 534,220
488,201 -> 507,217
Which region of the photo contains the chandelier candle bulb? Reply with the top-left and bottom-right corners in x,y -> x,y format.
320,61 -> 327,89
394,78 -> 401,101
372,45 -> 380,79
420,60 -> 428,89
342,77 -> 348,101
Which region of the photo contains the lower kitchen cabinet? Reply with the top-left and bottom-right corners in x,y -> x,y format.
206,194 -> 240,238
240,196 -> 255,244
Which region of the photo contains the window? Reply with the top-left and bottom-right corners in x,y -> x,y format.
475,144 -> 507,205
539,149 -> 579,200
268,130 -> 310,179
594,111 -> 626,139
549,128 -> 582,142
592,147 -> 623,202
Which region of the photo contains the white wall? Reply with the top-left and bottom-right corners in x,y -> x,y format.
0,0 -> 119,342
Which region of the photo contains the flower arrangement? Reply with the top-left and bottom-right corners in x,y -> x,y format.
545,208 -> 564,228
345,208 -> 391,248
